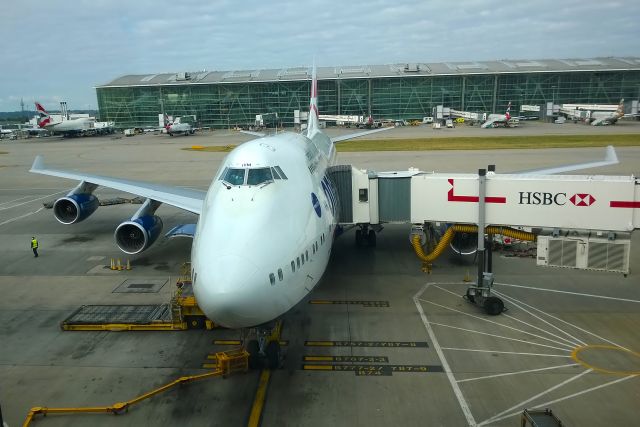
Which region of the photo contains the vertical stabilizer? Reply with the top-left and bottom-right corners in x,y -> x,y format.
616,99 -> 625,117
505,102 -> 512,120
35,102 -> 51,128
307,62 -> 319,135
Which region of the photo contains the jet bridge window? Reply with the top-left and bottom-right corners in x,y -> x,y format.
224,168 -> 246,185
247,168 -> 273,186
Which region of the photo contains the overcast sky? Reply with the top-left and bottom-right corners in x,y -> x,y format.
1,0 -> 638,112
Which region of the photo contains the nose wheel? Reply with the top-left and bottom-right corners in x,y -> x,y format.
245,320 -> 283,370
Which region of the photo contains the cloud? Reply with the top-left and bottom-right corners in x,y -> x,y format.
0,0 -> 638,111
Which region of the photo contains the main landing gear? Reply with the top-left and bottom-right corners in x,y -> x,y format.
244,320 -> 283,370
355,224 -> 380,247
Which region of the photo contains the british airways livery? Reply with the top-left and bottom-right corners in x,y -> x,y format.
29,65 -> 390,329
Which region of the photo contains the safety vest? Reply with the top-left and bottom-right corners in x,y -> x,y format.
31,239 -> 38,249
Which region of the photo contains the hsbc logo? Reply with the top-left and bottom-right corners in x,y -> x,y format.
569,193 -> 596,206
519,192 -> 566,205
518,191 -> 597,207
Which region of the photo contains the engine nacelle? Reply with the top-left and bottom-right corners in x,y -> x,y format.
53,194 -> 99,224
450,231 -> 478,256
115,215 -> 163,254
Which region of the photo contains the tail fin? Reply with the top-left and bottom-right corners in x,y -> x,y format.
35,102 -> 51,128
616,99 -> 625,116
307,62 -> 319,134
505,102 -> 512,120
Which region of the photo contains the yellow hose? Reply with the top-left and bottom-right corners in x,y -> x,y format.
411,224 -> 535,269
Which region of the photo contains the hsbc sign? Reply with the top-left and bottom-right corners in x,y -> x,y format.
518,191 -> 567,206
518,192 -> 597,207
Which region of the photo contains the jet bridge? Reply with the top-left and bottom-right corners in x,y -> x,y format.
329,165 -> 639,272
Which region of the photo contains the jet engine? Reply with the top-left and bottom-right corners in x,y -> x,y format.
115,215 -> 163,254
114,198 -> 163,254
53,182 -> 99,224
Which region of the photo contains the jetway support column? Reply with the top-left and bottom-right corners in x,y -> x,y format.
467,165 -> 504,316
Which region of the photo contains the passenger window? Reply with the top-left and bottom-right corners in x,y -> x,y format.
291,261 -> 295,272
224,168 -> 246,185
312,245 -> 315,254
269,273 -> 275,286
247,167 -> 273,186
301,254 -> 305,265
297,257 -> 300,268
305,251 -> 308,261
275,166 -> 287,179
278,268 -> 283,281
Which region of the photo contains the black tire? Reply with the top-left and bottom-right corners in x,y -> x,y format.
247,340 -> 261,370
484,297 -> 504,316
367,230 -> 376,247
265,340 -> 280,370
355,229 -> 363,246
185,315 -> 205,330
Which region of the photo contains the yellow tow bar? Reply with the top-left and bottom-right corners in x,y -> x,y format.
23,349 -> 248,426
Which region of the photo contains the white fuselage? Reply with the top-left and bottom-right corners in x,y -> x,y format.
191,130 -> 337,328
45,118 -> 94,133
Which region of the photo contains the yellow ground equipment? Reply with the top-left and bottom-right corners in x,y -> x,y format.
411,224 -> 535,272
22,349 -> 248,426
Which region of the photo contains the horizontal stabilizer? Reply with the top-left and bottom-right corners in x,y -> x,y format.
165,223 -> 197,238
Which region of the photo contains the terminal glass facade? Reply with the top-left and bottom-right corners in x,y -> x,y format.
97,71 -> 640,128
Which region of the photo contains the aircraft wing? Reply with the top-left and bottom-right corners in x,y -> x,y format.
480,119 -> 497,128
514,145 -> 618,175
330,126 -> 393,143
240,130 -> 266,138
30,156 -> 205,214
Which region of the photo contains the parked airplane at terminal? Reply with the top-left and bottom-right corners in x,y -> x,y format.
481,102 -> 513,128
164,114 -> 195,136
30,66 -> 390,332
589,99 -> 625,126
36,102 -> 94,137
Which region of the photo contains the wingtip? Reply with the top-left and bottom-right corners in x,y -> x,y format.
605,145 -> 619,164
30,155 -> 44,171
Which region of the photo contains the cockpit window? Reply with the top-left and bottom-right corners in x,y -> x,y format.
271,167 -> 281,179
247,167 -> 273,186
274,166 -> 287,179
224,168 -> 246,185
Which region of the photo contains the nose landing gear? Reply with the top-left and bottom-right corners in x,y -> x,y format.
245,320 -> 283,370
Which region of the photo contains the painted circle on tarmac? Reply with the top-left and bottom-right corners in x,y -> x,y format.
311,193 -> 321,218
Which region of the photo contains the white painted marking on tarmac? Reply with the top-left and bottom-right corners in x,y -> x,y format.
0,195 -> 31,206
486,374 -> 637,425
495,291 -> 586,347
0,207 -> 44,227
0,190 -> 66,211
502,312 -> 581,348
496,290 -> 632,352
414,283 -> 477,427
457,363 -> 579,383
428,322 -> 572,352
495,282 -> 640,304
440,348 -> 572,358
478,369 -> 593,426
431,283 -> 580,346
419,295 -> 575,349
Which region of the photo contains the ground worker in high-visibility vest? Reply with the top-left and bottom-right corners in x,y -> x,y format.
31,236 -> 39,257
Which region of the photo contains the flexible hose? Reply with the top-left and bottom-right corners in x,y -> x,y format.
411,224 -> 536,266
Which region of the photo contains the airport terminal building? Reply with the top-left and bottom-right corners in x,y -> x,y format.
96,57 -> 640,128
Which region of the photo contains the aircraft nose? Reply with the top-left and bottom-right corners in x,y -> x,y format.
193,254 -> 264,328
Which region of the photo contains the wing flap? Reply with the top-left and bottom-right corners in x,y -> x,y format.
30,156 -> 205,214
